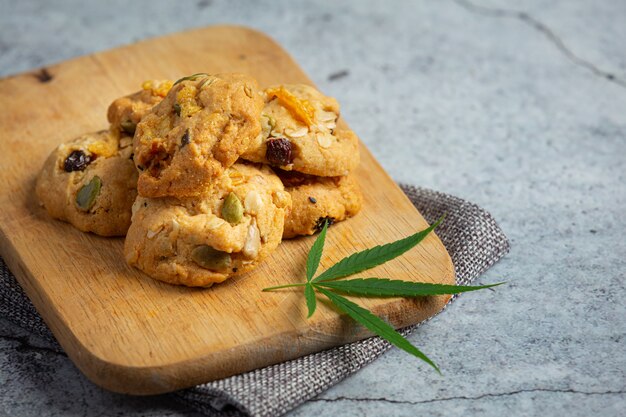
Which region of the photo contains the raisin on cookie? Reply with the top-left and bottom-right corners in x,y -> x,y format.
124,163 -> 292,287
241,84 -> 360,177
277,169 -> 362,238
35,130 -> 138,236
133,73 -> 264,198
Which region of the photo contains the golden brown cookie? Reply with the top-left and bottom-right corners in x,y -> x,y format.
133,73 -> 264,198
241,84 -> 360,177
107,79 -> 172,136
35,130 -> 138,236
124,163 -> 292,287
277,170 -> 362,238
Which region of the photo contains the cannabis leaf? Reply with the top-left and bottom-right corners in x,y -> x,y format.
304,283 -> 317,318
312,216 -> 444,283
316,278 -> 503,297
263,218 -> 503,371
306,221 -> 327,281
317,287 -> 440,373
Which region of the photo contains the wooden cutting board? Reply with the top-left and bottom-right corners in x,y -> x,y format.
0,26 -> 454,395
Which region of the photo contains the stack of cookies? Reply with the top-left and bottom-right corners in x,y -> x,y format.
36,73 -> 362,287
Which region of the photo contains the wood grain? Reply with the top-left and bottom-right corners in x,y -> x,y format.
0,26 -> 454,395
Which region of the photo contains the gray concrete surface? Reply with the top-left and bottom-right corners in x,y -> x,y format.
1,0 -> 625,416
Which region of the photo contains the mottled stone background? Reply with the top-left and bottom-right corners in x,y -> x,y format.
1,0 -> 624,416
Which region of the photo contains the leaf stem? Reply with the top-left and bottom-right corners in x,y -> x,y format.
262,283 -> 308,292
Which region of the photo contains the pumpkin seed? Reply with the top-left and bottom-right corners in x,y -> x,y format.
191,245 -> 231,272
221,192 -> 243,224
75,176 -> 102,211
120,120 -> 136,135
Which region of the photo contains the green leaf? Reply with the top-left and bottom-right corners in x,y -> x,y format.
316,279 -> 504,297
304,284 -> 316,318
317,287 -> 440,373
306,220 -> 328,281
313,216 -> 444,283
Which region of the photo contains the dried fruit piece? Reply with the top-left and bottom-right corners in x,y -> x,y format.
75,176 -> 102,211
266,138 -> 294,166
222,192 -> 244,224
175,85 -> 203,117
266,86 -> 316,126
141,79 -> 173,97
87,138 -> 117,158
64,150 -> 91,172
191,245 -> 232,272
120,120 -> 137,135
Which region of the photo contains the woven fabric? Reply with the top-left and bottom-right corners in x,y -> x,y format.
0,185 -> 509,417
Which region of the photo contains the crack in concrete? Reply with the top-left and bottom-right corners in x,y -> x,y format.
453,0 -> 626,89
0,333 -> 66,356
311,387 -> 626,405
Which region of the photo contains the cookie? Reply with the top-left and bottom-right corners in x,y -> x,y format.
124,163 -> 292,287
241,84 -> 360,177
133,73 -> 264,198
277,170 -> 362,238
35,130 -> 138,236
107,79 -> 172,136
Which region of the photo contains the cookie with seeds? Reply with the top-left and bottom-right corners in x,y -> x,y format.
35,130 -> 138,236
241,84 -> 360,177
133,73 -> 264,198
277,170 -> 362,238
124,163 -> 292,287
107,79 -> 172,136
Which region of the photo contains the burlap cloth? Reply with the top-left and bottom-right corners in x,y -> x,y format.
0,184 -> 509,417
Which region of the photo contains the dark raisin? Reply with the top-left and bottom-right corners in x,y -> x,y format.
265,138 -> 294,166
64,150 -> 91,172
232,267 -> 238,273
173,103 -> 181,116
308,196 -> 317,204
314,216 -> 335,232
180,129 -> 191,147
129,153 -> 134,160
